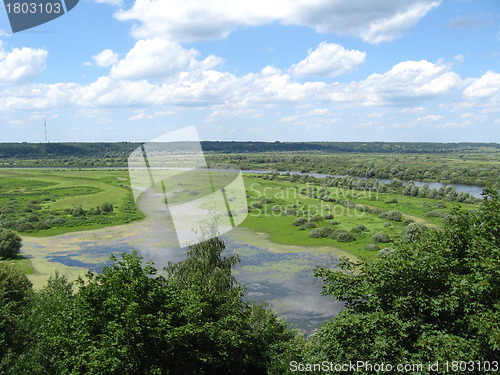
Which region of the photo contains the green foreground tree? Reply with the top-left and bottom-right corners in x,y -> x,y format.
307,188 -> 499,374
0,229 -> 22,259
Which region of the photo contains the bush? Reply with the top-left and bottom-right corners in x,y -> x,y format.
308,215 -> 323,222
249,202 -> 262,209
365,244 -> 381,251
299,222 -> 317,230
284,208 -> 296,216
0,229 -> 22,259
372,232 -> 391,243
51,217 -> 66,225
379,210 -> 403,222
383,222 -> 391,227
378,247 -> 395,256
101,203 -> 114,213
336,231 -> 356,242
329,230 -> 355,242
403,222 -> 428,243
329,220 -> 340,225
402,219 -> 415,226
426,210 -> 447,218
309,227 -> 334,238
72,207 -> 85,217
355,225 -> 368,232
324,213 -> 334,220
292,217 -> 307,226
385,198 -> 398,204
260,198 -> 274,204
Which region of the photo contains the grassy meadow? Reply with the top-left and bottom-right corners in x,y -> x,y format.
0,167 -> 484,277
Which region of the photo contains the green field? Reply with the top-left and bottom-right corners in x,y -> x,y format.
240,175 -> 479,259
0,169 -> 143,237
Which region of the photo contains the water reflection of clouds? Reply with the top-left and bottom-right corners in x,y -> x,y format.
223,236 -> 344,333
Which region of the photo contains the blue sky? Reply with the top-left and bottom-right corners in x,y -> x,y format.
0,0 -> 499,142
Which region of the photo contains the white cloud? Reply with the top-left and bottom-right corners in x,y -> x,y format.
92,49 -> 119,67
416,114 -> 444,122
358,1 -> 441,43
115,0 -> 441,44
463,71 -> 500,98
94,0 -> 123,6
350,60 -> 462,106
0,46 -> 48,85
291,42 -> 366,78
110,38 -> 222,80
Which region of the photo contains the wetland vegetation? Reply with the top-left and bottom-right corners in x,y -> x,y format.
0,141 -> 498,373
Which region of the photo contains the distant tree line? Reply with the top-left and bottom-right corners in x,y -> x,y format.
0,141 -> 498,159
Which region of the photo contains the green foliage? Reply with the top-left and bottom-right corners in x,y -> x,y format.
0,229 -> 22,259
4,229 -> 300,374
403,222 -> 428,243
330,230 -> 356,243
379,210 -> 403,221
364,244 -> 380,251
309,189 -> 500,368
292,217 -> 307,226
371,231 -> 391,243
100,202 -> 114,213
0,262 -> 32,366
308,227 -> 333,238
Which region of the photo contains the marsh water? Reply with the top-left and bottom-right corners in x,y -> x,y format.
22,216 -> 345,333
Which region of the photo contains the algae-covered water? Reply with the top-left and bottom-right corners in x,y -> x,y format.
21,215 -> 344,333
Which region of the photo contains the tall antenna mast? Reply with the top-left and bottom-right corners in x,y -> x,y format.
44,117 -> 49,143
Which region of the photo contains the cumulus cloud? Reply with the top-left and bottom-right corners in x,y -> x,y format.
463,71 -> 500,98
110,38 -> 222,80
115,0 -> 441,44
291,42 -> 366,78
92,49 -> 119,67
350,60 -> 462,106
0,45 -> 48,85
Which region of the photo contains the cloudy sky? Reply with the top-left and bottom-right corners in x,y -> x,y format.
0,0 -> 499,142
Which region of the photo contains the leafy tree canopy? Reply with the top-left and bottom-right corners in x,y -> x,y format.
310,188 -> 500,372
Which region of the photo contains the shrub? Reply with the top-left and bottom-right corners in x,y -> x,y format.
249,202 -> 262,209
309,227 -> 334,238
385,198 -> 398,204
403,222 -> 428,243
378,247 -> 395,256
101,203 -> 113,214
355,225 -> 368,232
300,222 -> 317,230
51,217 -> 66,225
426,210 -> 447,218
292,217 -> 307,226
284,208 -> 296,216
335,231 -> 356,242
372,232 -> 391,243
329,220 -> 340,225
402,219 -> 415,226
365,244 -> 381,251
0,229 -> 22,259
308,215 -> 323,222
384,222 -> 391,227
379,210 -> 403,222
324,213 -> 334,220
72,206 -> 85,217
